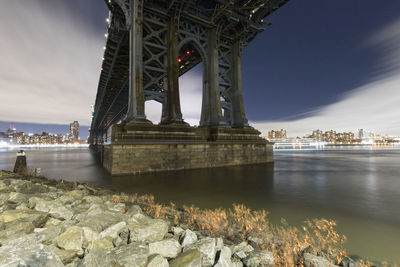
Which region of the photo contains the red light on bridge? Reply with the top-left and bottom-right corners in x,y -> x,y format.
101,67 -> 104,71
178,58 -> 182,63
186,50 -> 190,55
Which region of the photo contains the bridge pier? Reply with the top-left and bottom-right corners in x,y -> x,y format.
101,124 -> 273,175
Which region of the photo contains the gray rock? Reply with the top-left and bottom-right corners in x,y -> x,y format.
129,215 -> 169,243
0,209 -> 49,227
76,204 -> 128,232
180,229 -> 198,247
214,246 -> 232,267
50,245 -> 78,265
82,195 -> 103,204
100,221 -> 127,240
149,238 -> 181,259
66,189 -> 88,200
243,250 -> 275,267
111,242 -> 149,267
87,238 -> 114,251
232,242 -> 254,259
78,248 -> 111,267
0,221 -> 35,243
216,237 -> 224,251
304,253 -> 339,267
172,226 -> 184,236
146,254 -> 169,267
82,227 -> 100,248
340,256 -> 357,267
7,192 -> 27,204
35,226 -> 64,245
0,234 -> 64,267
169,249 -> 202,267
31,197 -> 74,220
125,204 -> 143,217
56,226 -> 84,255
183,237 -> 216,266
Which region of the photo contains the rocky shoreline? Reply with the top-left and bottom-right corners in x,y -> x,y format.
0,170 -> 372,267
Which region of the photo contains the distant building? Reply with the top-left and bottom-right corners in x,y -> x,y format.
311,130 -> 323,141
358,129 -> 364,139
268,129 -> 287,139
70,121 -> 80,141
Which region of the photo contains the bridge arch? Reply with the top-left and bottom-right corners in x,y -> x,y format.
177,38 -> 209,126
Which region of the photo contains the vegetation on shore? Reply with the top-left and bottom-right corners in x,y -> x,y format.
112,193 -> 379,267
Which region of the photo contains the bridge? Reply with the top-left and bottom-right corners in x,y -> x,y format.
89,0 -> 289,175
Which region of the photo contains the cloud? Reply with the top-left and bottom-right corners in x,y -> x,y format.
252,18 -> 400,137
0,0 -> 105,126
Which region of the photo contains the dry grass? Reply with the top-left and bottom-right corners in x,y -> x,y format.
112,193 -> 380,267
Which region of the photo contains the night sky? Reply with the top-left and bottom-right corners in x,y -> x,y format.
1,0 -> 400,137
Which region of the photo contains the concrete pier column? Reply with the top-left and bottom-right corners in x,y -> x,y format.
231,41 -> 249,128
200,28 -> 224,127
161,18 -> 187,125
125,0 -> 151,124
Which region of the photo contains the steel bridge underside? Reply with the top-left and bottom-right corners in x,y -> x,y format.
91,0 -> 289,139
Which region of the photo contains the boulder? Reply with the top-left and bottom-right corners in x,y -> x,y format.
87,238 -> 114,251
129,215 -> 169,243
0,209 -> 49,227
76,204 -> 128,232
180,229 -> 198,247
56,226 -> 84,255
146,254 -> 169,267
78,248 -> 112,267
149,238 -> 181,259
50,246 -> 78,265
7,192 -> 27,204
0,234 -> 63,267
0,221 -> 35,243
100,221 -> 127,240
125,205 -> 142,216
243,251 -> 275,267
172,226 -> 184,236
304,253 -> 339,267
31,197 -> 74,220
232,242 -> 254,259
214,246 -> 233,267
183,237 -> 217,266
111,242 -> 149,267
35,226 -> 64,245
82,195 -> 103,204
82,227 -> 100,248
169,249 -> 202,267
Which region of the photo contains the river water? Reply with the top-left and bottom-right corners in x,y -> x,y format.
0,146 -> 399,264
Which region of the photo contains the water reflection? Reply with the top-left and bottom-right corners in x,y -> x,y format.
112,164 -> 275,207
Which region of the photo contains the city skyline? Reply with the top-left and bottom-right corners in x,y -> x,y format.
1,1 -> 400,136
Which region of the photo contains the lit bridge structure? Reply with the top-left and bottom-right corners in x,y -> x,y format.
89,0 -> 289,175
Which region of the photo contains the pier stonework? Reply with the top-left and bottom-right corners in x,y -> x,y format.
90,1 -> 288,175
102,125 -> 273,175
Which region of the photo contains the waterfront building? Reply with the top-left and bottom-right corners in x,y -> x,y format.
268,129 -> 287,139
70,121 -> 80,141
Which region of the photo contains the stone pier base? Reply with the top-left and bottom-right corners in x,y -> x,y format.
101,124 -> 273,175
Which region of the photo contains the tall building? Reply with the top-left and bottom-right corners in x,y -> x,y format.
70,121 -> 80,141
358,129 -> 364,139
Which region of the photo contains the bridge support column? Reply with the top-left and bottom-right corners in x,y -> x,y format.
125,0 -> 151,124
200,28 -> 224,127
231,41 -> 249,128
161,18 -> 187,125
